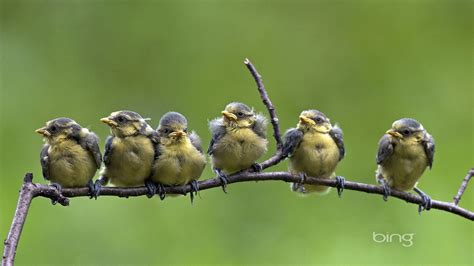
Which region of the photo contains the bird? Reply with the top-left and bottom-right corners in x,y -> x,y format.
36,118 -> 102,200
282,109 -> 345,196
149,112 -> 206,202
376,118 -> 435,213
208,102 -> 268,192
95,110 -> 159,198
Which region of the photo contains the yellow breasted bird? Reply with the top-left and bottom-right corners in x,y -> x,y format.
36,118 -> 102,198
95,110 -> 159,198
376,118 -> 435,213
283,110 -> 345,196
208,102 -> 268,192
150,112 -> 206,202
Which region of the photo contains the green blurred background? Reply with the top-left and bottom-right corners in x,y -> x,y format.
1,0 -> 472,265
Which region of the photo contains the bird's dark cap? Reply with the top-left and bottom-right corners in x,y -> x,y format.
159,112 -> 188,127
225,102 -> 253,113
393,118 -> 424,131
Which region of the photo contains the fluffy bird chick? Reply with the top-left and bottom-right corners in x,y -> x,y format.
150,112 -> 206,202
376,118 -> 435,213
283,110 -> 345,196
96,110 -> 158,198
208,102 -> 268,192
36,118 -> 101,198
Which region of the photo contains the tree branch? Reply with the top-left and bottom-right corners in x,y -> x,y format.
453,168 -> 474,206
3,59 -> 473,266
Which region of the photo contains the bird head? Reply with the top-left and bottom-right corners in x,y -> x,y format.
157,112 -> 189,143
386,118 -> 426,143
221,102 -> 256,128
101,110 -> 151,138
36,118 -> 81,144
297,109 -> 332,133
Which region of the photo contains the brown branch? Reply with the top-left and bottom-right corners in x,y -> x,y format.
453,168 -> 474,205
2,174 -> 68,266
3,59 -> 473,266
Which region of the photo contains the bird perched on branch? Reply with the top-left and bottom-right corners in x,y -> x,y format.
208,102 -> 268,192
283,110 -> 345,196
36,118 -> 102,199
150,112 -> 206,202
376,118 -> 435,213
95,110 -> 158,198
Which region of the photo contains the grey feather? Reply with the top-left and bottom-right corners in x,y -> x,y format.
189,131 -> 203,154
423,133 -> 435,169
282,128 -> 303,157
103,136 -> 114,166
40,145 -> 50,180
207,118 -> 226,155
376,134 -> 395,165
252,113 -> 268,138
329,124 -> 345,161
79,132 -> 102,169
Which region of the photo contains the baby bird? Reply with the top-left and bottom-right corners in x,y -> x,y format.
283,110 -> 345,196
150,112 -> 206,202
208,102 -> 268,192
95,110 -> 158,198
376,118 -> 435,213
36,118 -> 101,198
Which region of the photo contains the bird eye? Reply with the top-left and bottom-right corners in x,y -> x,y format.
162,128 -> 170,134
50,126 -> 57,132
237,112 -> 244,117
117,116 -> 125,123
183,128 -> 188,133
315,117 -> 322,123
403,130 -> 410,135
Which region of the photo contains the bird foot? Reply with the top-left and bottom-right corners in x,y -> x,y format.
335,176 -> 345,198
214,168 -> 228,193
251,163 -> 263,173
298,172 -> 307,184
378,179 -> 391,201
89,180 -> 103,200
87,179 -> 100,200
50,183 -> 62,205
157,183 -> 166,200
189,180 -> 199,204
414,187 -> 432,214
145,179 -> 157,198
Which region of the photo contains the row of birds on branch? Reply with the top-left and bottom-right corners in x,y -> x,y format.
35,101 -> 435,212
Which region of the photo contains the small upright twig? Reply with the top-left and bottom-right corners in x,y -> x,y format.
453,168 -> 474,206
244,58 -> 285,169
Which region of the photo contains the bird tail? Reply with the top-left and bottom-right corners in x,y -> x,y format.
290,183 -> 331,195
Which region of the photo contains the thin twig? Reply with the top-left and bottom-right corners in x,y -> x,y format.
453,168 -> 474,205
244,58 -> 283,151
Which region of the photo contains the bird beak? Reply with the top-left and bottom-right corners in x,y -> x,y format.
299,115 -> 315,126
222,111 -> 237,121
169,130 -> 187,138
100,117 -> 118,127
35,127 -> 51,136
386,129 -> 403,139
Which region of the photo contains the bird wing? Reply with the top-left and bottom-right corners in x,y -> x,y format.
207,118 -> 226,155
329,124 -> 345,161
422,133 -> 435,169
189,131 -> 203,154
252,113 -> 268,138
80,132 -> 102,169
146,131 -> 161,160
282,128 -> 303,157
103,136 -> 114,166
40,145 -> 50,180
376,134 -> 395,165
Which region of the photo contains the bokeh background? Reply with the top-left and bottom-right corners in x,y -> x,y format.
1,0 -> 472,265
